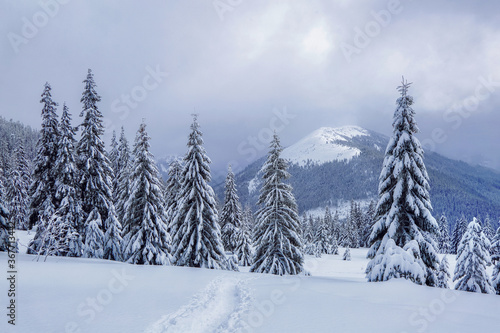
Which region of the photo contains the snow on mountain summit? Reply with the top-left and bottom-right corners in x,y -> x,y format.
281,126 -> 369,167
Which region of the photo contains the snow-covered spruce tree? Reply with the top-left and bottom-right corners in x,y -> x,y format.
482,214 -> 495,242
220,165 -> 243,253
438,213 -> 451,254
82,208 -> 104,259
437,256 -> 451,289
344,216 -> 360,249
315,217 -> 329,254
453,218 -> 494,294
314,245 -> 322,258
0,176 -> 12,251
491,226 -> 500,263
451,215 -> 467,255
170,115 -> 228,269
77,69 -> 113,222
490,226 -> 500,295
324,207 -> 333,240
360,201 -> 376,247
234,221 -> 253,266
115,126 -> 131,224
343,247 -> 351,261
250,133 -> 303,276
493,262 -> 500,295
8,145 -> 30,230
28,83 -> 59,253
235,204 -> 255,266
39,213 -> 80,258
164,158 -> 182,232
77,69 -> 116,238
328,236 -> 339,255
103,205 -> 122,261
303,215 -> 314,244
366,79 -> 439,286
121,122 -> 171,265
331,211 -> 341,243
51,104 -> 83,256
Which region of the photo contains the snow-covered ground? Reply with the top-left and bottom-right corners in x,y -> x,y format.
1,231 -> 499,333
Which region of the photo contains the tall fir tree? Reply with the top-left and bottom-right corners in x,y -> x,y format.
234,214 -> 253,266
82,208 -> 104,259
360,201 -> 376,247
366,79 -> 439,286
482,214 -> 495,242
490,226 -> 500,294
220,165 -> 243,253
492,261 -> 500,295
51,104 -> 83,256
164,158 -> 182,232
453,218 -> 494,294
343,247 -> 352,261
250,133 -> 303,276
315,217 -> 329,254
122,122 -> 170,265
303,215 -> 314,244
170,115 -> 227,269
115,126 -> 131,224
344,213 -> 360,248
436,256 -> 451,289
451,215 -> 467,255
28,83 -> 59,253
8,144 -> 30,230
438,213 -> 451,254
76,69 -> 116,238
491,226 -> 500,263
103,205 -> 123,261
0,175 -> 12,251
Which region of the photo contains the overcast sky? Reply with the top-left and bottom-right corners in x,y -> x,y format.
1,0 -> 499,180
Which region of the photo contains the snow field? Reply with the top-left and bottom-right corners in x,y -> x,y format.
1,234 -> 499,333
144,276 -> 252,333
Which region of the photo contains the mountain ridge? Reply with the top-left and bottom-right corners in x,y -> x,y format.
216,125 -> 500,225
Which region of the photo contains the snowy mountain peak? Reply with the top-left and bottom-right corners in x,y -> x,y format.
281,126 -> 370,167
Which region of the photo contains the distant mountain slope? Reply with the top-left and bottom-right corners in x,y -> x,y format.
0,116 -> 39,172
216,126 -> 500,224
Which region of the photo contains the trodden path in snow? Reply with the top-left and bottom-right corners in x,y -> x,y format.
144,275 -> 252,333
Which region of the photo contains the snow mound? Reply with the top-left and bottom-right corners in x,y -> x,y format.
281,126 -> 369,167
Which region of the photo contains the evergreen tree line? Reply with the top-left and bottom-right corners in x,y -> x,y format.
301,200 -> 376,257
2,73 -> 498,290
0,70 -> 304,276
0,116 -> 38,233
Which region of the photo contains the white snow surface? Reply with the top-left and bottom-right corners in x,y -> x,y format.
280,126 -> 369,167
2,231 -> 499,333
